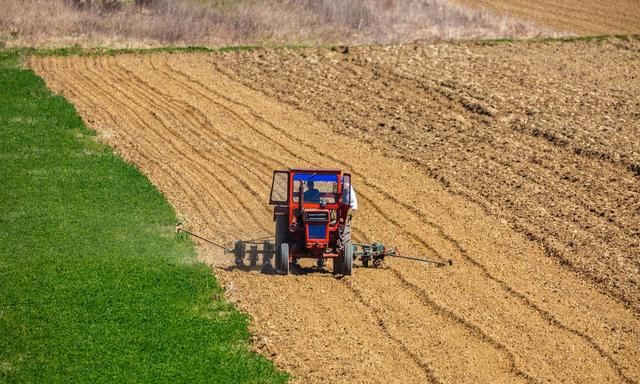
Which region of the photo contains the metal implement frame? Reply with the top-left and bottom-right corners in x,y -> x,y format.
353,242 -> 452,268
176,224 -> 452,272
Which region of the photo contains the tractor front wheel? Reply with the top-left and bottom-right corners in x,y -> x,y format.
279,242 -> 290,275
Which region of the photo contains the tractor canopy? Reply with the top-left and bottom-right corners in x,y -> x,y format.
292,172 -> 338,204
269,168 -> 351,208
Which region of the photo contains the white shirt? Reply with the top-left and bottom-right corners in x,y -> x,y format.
349,185 -> 358,210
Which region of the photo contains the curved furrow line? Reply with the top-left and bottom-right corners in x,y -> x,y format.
390,265 -> 536,384
350,216 -> 540,383
151,60 -> 541,380
158,58 -> 590,383
466,0 -> 637,32
74,57 -> 239,234
358,170 -> 638,382
381,206 -> 637,382
62,56 -> 225,233
340,278 -> 441,384
91,56 -> 268,228
56,60 -> 231,238
104,57 -> 275,230
354,193 -> 444,259
159,60 -> 318,166
145,57 -> 312,184
114,59 -> 448,378
89,56 -> 270,236
174,59 -> 636,381
483,155 -> 637,238
120,56 -> 275,194
393,147 -> 640,317
82,56 -> 253,235
145,58 -> 286,179
448,172 -> 640,319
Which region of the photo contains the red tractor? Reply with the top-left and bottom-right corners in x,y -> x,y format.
269,169 -> 354,275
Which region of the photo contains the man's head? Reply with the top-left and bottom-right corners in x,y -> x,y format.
307,180 -> 315,189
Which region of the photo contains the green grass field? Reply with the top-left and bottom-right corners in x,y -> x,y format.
0,51 -> 287,383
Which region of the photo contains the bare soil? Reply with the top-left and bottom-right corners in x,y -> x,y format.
455,0 -> 640,34
30,39 -> 640,383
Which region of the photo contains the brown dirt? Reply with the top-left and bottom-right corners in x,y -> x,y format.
214,37 -> 640,317
454,0 -> 640,34
30,39 -> 640,383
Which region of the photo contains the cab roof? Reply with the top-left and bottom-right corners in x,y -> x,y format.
288,168 -> 341,173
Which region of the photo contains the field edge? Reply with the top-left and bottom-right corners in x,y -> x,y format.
0,51 -> 288,383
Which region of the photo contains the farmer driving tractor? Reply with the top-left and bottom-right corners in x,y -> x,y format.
303,180 -> 321,203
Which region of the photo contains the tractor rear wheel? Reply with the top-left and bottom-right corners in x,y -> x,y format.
275,215 -> 288,270
343,239 -> 353,276
342,225 -> 353,275
279,242 -> 290,275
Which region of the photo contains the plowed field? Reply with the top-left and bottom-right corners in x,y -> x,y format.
455,0 -> 640,34
31,38 -> 640,383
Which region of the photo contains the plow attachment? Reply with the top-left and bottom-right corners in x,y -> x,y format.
176,223 -> 275,267
353,242 -> 452,268
230,239 -> 275,267
177,224 -> 452,272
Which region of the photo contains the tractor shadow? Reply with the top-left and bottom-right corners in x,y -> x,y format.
220,259 -> 345,277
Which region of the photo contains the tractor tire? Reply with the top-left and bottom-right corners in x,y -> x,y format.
342,225 -> 353,276
275,215 -> 288,270
343,239 -> 353,276
280,242 -> 290,275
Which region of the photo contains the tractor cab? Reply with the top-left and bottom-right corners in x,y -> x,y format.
269,169 -> 353,275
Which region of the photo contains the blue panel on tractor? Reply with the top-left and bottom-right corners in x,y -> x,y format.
293,173 -> 338,183
308,224 -> 327,239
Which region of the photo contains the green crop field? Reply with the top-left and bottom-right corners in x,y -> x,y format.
0,51 -> 287,383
